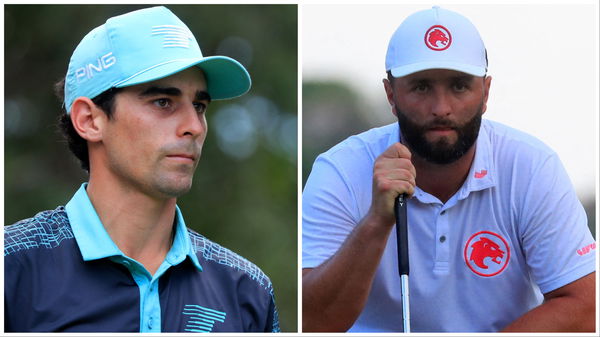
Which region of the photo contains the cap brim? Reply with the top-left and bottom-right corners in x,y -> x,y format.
114,56 -> 251,100
390,61 -> 486,78
195,56 -> 251,100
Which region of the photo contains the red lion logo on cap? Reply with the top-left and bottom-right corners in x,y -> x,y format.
469,237 -> 504,269
464,231 -> 510,277
428,29 -> 449,47
425,25 -> 452,51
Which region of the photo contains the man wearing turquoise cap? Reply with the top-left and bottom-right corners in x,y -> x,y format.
5,6 -> 279,332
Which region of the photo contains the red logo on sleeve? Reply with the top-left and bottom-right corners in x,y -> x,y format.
425,25 -> 452,51
577,242 -> 596,256
474,170 -> 488,179
464,231 -> 510,277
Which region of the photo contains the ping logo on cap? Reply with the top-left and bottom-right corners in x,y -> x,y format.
75,52 -> 117,83
425,25 -> 452,51
152,25 -> 193,48
464,231 -> 510,277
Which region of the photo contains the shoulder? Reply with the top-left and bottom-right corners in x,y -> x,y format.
481,119 -> 561,179
4,206 -> 75,257
325,123 -> 397,161
305,123 -> 397,214
186,228 -> 274,292
482,119 -> 556,159
316,123 -> 397,177
480,120 -> 575,211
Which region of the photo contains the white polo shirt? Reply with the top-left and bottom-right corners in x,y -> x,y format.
302,119 -> 596,332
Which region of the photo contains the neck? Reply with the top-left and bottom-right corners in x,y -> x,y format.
86,171 -> 177,275
412,144 -> 476,204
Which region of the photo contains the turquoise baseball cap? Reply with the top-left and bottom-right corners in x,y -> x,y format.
64,6 -> 251,113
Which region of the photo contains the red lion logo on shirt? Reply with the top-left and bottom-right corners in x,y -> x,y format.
464,231 -> 510,277
428,29 -> 449,48
469,237 -> 505,269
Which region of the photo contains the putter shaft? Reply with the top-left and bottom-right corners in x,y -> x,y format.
401,274 -> 410,332
395,194 -> 410,333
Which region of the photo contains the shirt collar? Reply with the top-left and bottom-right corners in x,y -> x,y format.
458,121 -> 496,200
391,121 -> 496,203
65,183 -> 202,271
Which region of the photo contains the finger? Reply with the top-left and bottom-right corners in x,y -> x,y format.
373,169 -> 415,187
378,180 -> 415,198
380,142 -> 412,160
374,158 -> 416,178
373,173 -> 416,197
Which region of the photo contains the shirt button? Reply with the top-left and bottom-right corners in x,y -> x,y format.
148,317 -> 153,329
440,210 -> 446,215
439,235 -> 446,243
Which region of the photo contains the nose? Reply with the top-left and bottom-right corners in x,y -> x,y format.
178,103 -> 206,138
430,90 -> 453,117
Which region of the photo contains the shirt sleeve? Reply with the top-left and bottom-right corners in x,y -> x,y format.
302,152 -> 362,269
265,285 -> 280,332
4,252 -> 18,332
4,225 -> 30,332
519,153 -> 596,294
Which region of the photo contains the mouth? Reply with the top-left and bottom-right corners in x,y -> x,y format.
166,153 -> 196,163
427,126 -> 455,135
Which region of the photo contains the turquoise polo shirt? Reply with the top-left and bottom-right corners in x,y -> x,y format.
66,183 -> 202,332
5,183 -> 279,332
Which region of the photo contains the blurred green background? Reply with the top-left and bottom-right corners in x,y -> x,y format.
4,5 -> 297,331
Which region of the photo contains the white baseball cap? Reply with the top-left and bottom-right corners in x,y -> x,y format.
385,6 -> 487,78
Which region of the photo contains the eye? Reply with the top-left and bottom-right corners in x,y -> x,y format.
413,83 -> 429,93
153,98 -> 171,109
453,81 -> 469,92
193,102 -> 208,114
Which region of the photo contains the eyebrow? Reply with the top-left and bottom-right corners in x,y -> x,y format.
139,86 -> 181,97
452,75 -> 475,82
406,74 -> 475,85
196,90 -> 211,103
139,86 -> 212,102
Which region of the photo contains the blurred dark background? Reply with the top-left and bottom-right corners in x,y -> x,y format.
4,4 -> 297,331
302,80 -> 596,239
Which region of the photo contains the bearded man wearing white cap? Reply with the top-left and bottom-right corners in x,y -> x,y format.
302,6 -> 595,332
5,7 -> 278,332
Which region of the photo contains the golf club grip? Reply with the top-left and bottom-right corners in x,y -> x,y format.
395,194 -> 409,276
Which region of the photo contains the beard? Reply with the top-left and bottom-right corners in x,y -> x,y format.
395,103 -> 483,165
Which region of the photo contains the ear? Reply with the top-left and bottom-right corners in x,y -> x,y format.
70,97 -> 108,143
481,75 -> 492,114
382,78 -> 397,117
